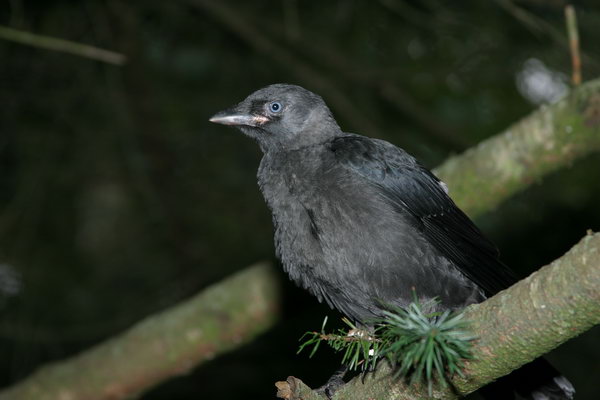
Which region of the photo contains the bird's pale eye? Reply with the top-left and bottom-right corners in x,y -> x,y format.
268,101 -> 283,113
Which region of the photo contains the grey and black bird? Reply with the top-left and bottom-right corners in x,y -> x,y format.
210,84 -> 575,399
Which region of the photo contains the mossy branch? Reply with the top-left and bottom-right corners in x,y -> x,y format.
434,77 -> 600,217
276,231 -> 600,400
0,263 -> 280,400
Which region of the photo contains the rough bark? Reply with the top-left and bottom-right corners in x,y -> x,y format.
276,231 -> 600,400
0,263 -> 280,400
434,77 -> 600,217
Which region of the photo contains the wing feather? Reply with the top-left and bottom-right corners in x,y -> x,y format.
330,135 -> 516,296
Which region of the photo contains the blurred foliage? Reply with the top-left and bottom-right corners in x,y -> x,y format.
0,1 -> 599,399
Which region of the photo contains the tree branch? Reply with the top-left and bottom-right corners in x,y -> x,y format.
565,5 -> 582,86
276,231 -> 600,400
0,263 -> 280,400
492,0 -> 599,71
434,77 -> 600,217
0,25 -> 126,65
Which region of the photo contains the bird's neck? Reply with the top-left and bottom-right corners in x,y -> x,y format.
268,130 -> 342,154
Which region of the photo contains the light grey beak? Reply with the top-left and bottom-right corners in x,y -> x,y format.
209,109 -> 269,127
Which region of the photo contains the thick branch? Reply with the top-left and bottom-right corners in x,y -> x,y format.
276,232 -> 600,400
434,77 -> 600,217
0,263 -> 280,400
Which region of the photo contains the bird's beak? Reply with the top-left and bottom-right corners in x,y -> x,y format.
209,109 -> 269,127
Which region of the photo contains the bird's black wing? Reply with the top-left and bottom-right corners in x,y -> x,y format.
329,135 -> 517,296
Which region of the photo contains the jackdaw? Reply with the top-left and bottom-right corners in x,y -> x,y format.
210,83 -> 575,399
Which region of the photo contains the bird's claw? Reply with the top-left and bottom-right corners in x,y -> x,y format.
315,365 -> 348,399
315,375 -> 345,399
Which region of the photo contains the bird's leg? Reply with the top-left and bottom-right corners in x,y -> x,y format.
315,365 -> 349,399
315,322 -> 376,398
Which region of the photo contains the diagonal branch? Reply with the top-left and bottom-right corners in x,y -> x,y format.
276,231 -> 600,400
434,77 -> 600,217
0,263 -> 280,400
0,25 -> 126,65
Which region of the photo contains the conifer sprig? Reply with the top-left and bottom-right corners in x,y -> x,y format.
298,301 -> 476,394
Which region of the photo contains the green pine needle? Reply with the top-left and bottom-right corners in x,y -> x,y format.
377,301 -> 476,393
297,300 -> 476,394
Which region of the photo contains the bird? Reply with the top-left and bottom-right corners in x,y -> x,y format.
209,83 -> 575,399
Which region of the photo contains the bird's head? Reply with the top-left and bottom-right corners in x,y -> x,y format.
209,84 -> 340,152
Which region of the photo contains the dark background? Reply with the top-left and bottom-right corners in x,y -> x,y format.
0,1 -> 599,399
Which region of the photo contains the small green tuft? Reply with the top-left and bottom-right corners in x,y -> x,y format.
298,317 -> 381,371
297,300 -> 475,394
377,301 -> 476,394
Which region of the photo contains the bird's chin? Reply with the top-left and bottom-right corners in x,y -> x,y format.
237,126 -> 274,151
238,125 -> 264,139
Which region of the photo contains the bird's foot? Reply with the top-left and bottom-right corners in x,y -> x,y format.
315,365 -> 348,399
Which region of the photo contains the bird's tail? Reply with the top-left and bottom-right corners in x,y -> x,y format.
479,358 -> 575,400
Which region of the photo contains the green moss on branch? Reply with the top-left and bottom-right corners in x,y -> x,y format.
434,78 -> 600,217
0,263 -> 281,400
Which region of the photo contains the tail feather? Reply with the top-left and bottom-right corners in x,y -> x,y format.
479,358 -> 574,400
